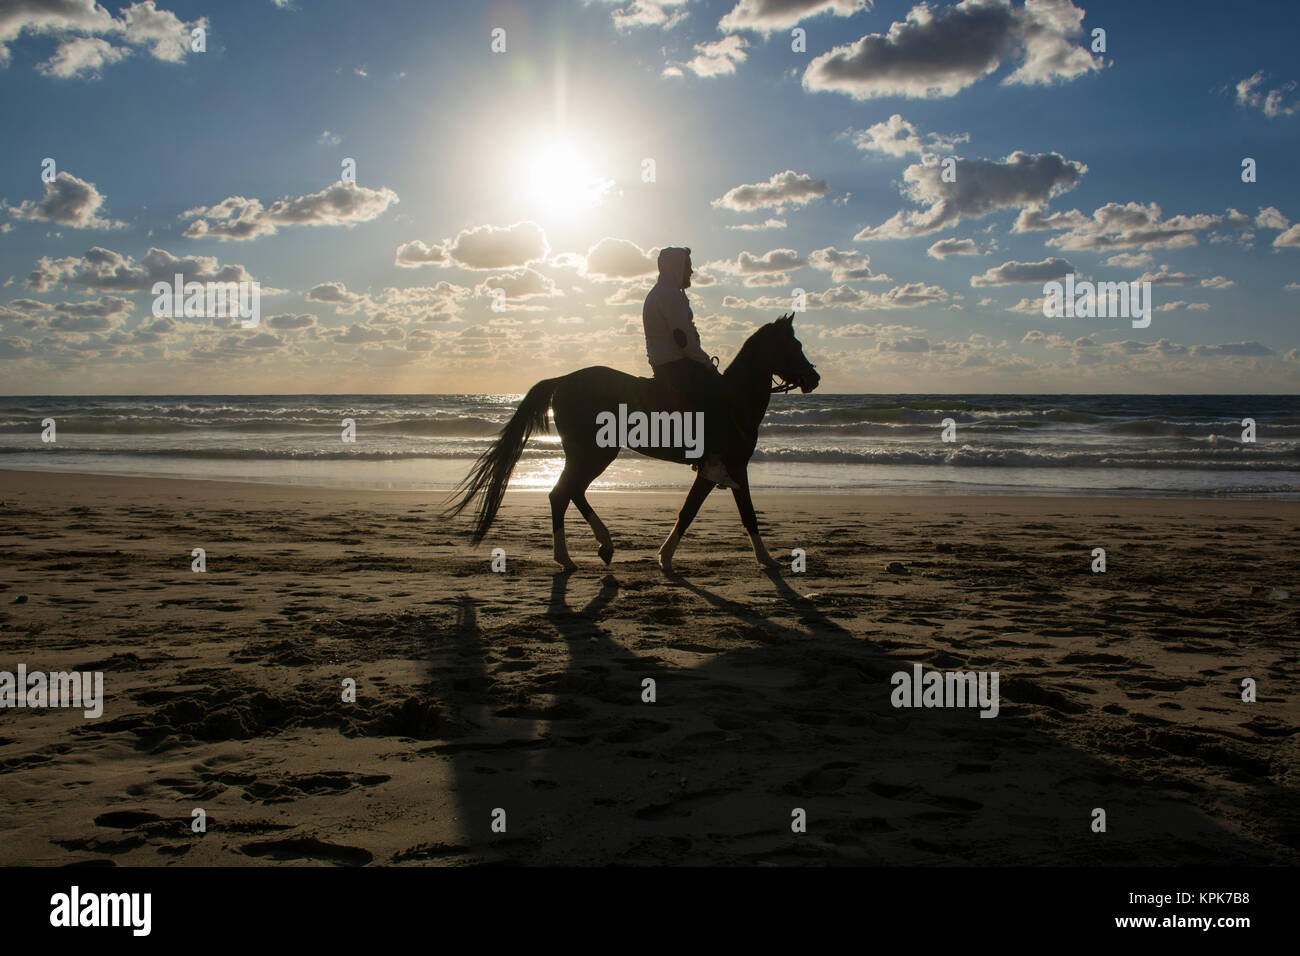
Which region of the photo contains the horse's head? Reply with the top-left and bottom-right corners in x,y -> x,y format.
764,313 -> 820,394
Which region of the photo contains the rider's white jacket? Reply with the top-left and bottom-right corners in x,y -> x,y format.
642,246 -> 712,369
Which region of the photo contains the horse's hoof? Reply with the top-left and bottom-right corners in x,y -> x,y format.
555,558 -> 577,571
597,544 -> 614,565
656,554 -> 673,574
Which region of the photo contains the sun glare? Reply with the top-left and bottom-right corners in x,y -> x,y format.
521,139 -> 611,219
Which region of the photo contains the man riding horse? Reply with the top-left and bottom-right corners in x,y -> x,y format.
444,243 -> 820,572
642,246 -> 745,491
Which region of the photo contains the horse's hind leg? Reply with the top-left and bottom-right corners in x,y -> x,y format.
658,471 -> 715,574
572,484 -> 614,565
569,450 -> 618,565
549,470 -> 577,570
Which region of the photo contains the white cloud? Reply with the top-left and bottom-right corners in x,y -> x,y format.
712,170 -> 829,212
719,0 -> 868,34
857,151 -> 1086,240
5,171 -> 124,229
1234,71 -> 1299,118
969,257 -> 1073,286
4,1 -> 207,79
184,183 -> 399,241
727,218 -> 787,231
582,237 -> 658,280
442,221 -> 550,270
846,114 -> 969,159
25,246 -> 258,293
926,237 -> 981,259
802,0 -> 1103,101
1016,201 -> 1227,251
807,246 -> 884,281
681,34 -> 748,77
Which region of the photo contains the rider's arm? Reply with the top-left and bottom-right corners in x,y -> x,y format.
665,291 -> 712,365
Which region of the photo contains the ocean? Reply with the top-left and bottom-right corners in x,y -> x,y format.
2,394 -> 1298,498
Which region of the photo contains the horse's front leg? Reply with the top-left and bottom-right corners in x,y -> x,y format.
730,465 -> 779,570
658,471 -> 715,574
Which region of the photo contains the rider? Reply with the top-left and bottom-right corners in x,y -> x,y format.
642,246 -> 744,490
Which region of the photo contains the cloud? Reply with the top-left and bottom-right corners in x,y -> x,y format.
2,294 -> 135,335
876,335 -> 930,352
1137,264 -> 1200,286
723,281 -> 947,310
1007,297 -> 1045,315
47,312 -> 119,332
5,171 -> 124,229
1275,224 -> 1300,248
444,221 -> 550,270
1234,71 -> 1299,118
807,246 -> 884,281
719,0 -> 868,34
926,237 -> 981,259
710,248 -> 807,275
970,257 -> 1073,286
183,183 -> 399,241
846,113 -> 969,159
3,1 -> 207,79
1103,251 -> 1152,268
395,239 -> 447,268
474,268 -> 561,303
802,0 -> 1102,101
36,35 -> 126,77
1255,205 -> 1290,230
582,237 -> 658,280
1016,201 -> 1227,251
267,313 -> 316,330
26,246 -> 258,293
332,323 -> 402,346
307,281 -> 365,309
712,170 -> 829,212
681,34 -> 748,77
856,151 -> 1086,240
604,280 -> 655,305
592,0 -> 690,32
1190,341 -> 1272,357
1154,301 -> 1211,312
727,218 -> 787,231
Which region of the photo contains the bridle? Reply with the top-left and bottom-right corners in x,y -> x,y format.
771,359 -> 817,394
712,336 -> 817,394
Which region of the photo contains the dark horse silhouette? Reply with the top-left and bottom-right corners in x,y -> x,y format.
444,313 -> 820,572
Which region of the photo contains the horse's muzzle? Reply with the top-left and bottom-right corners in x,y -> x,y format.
799,368 -> 821,393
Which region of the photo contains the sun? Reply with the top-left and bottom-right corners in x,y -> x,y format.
521,139 -> 612,219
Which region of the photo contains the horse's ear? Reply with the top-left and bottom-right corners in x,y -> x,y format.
776,312 -> 793,327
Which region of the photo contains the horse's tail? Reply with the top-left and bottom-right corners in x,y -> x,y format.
442,376 -> 561,545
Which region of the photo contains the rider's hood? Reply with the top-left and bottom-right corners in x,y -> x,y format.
656,247 -> 690,288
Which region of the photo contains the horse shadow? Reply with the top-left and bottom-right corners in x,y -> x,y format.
425,564 -> 1287,866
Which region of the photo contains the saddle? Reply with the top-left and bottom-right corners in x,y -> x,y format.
637,375 -> 695,416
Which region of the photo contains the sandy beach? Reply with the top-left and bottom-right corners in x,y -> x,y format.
0,468 -> 1295,866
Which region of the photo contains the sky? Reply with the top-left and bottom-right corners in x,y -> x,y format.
0,0 -> 1297,395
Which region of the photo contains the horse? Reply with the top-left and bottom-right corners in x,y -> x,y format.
443,312 -> 820,573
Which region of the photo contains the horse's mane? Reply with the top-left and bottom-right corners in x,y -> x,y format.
723,321 -> 778,378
